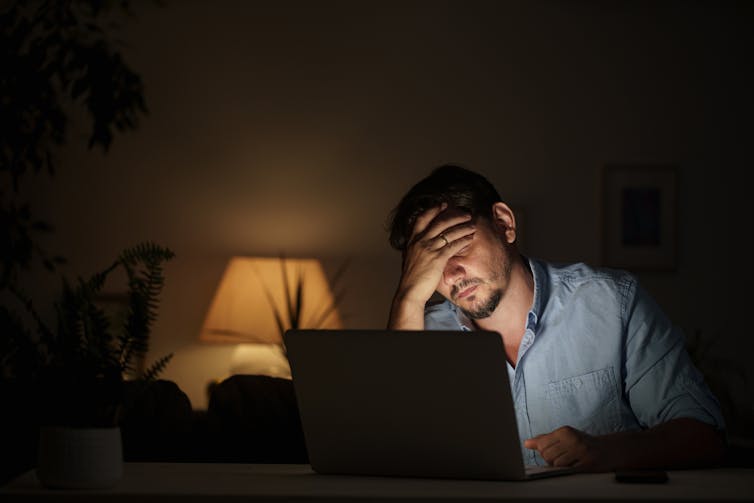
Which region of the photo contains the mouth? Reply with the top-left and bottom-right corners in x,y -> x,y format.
455,285 -> 478,300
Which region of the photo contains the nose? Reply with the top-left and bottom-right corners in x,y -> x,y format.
442,260 -> 465,287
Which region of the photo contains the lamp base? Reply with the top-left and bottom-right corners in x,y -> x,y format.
228,343 -> 291,379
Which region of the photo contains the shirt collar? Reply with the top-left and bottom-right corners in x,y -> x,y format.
526,256 -> 548,332
456,305 -> 474,331
452,255 -> 548,333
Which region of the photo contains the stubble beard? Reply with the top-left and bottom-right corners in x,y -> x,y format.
455,244 -> 513,320
460,288 -> 503,319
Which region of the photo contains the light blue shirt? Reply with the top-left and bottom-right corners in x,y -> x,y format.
424,257 -> 724,466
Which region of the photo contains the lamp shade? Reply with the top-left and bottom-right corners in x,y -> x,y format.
200,257 -> 342,345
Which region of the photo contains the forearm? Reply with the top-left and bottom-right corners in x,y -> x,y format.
601,418 -> 725,470
387,294 -> 426,330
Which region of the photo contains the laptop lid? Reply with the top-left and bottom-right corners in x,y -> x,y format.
285,329 -> 558,480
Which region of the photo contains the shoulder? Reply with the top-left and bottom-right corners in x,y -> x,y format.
540,259 -> 635,293
533,258 -> 639,314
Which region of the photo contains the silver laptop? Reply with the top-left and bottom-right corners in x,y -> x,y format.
283,329 -> 575,481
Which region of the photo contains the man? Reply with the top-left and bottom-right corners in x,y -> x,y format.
387,165 -> 725,472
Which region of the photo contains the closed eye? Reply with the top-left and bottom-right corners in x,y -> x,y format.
454,244 -> 471,257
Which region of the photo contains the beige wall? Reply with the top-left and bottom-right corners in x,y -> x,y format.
21,1 -> 753,412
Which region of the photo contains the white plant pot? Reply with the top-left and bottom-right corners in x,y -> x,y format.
36,426 -> 123,489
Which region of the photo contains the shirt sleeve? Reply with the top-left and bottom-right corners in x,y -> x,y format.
622,276 -> 725,430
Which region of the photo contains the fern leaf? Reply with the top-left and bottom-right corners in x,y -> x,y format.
292,267 -> 303,329
259,278 -> 287,339
116,242 -> 174,373
140,353 -> 174,381
84,301 -> 113,366
279,255 -> 294,329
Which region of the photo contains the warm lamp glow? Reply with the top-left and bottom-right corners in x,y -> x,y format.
200,256 -> 342,345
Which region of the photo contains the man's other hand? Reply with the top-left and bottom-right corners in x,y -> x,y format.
525,419 -> 724,472
524,426 -> 613,472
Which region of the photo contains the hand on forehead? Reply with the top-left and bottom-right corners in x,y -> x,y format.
429,205 -> 472,230
410,203 -> 474,242
414,204 -> 471,227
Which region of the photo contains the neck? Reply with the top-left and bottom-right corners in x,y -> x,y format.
473,254 -> 534,366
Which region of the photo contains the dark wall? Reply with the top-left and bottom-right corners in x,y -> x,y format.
18,1 -> 753,413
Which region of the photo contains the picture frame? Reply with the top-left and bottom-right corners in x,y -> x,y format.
601,164 -> 677,271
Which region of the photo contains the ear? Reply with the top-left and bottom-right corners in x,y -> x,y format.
491,202 -> 517,244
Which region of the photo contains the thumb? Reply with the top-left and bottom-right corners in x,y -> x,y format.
523,437 -> 539,449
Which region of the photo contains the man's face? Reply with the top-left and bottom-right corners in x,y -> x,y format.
435,215 -> 513,320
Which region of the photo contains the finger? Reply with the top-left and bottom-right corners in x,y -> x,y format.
538,446 -> 566,465
524,433 -> 552,451
537,435 -> 564,459
423,212 -> 472,243
428,222 -> 475,252
410,204 -> 447,240
435,220 -> 476,247
550,450 -> 578,468
525,433 -> 561,462
438,232 -> 474,256
431,232 -> 452,250
538,443 -> 562,465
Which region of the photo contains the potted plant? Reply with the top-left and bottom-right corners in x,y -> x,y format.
0,241 -> 175,489
1,3 -> 165,487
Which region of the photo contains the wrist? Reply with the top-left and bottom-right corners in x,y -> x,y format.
388,292 -> 428,330
391,290 -> 429,310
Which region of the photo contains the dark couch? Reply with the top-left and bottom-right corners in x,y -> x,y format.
1,375 -> 307,485
122,374 -> 308,463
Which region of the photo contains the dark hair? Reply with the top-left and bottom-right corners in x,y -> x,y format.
388,165 -> 503,251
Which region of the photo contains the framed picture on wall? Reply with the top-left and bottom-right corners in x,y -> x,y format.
601,164 -> 677,271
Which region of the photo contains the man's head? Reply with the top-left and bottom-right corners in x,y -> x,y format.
388,165 -> 504,252
388,165 -> 521,320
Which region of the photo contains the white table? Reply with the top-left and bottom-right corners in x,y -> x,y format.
3,463 -> 754,502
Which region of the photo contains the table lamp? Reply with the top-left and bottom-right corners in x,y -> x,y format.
199,256 -> 342,378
